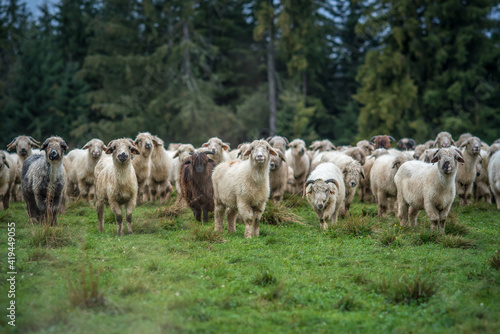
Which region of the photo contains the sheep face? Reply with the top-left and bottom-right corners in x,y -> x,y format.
83,139 -> 106,159
186,152 -> 215,174
397,138 -> 416,151
356,140 -> 375,156
305,179 -> 338,210
174,144 -> 196,162
105,139 -> 140,164
414,145 -> 426,160
289,139 -> 306,156
370,135 -> 395,149
269,150 -> 286,171
134,132 -> 154,157
343,162 -> 364,188
41,137 -> 68,162
202,137 -> 230,155
431,148 -> 465,175
310,140 -> 335,152
461,136 -> 482,155
267,136 -> 289,154
0,151 -> 10,170
7,135 -> 40,157
434,132 -> 454,148
244,140 -> 277,165
152,136 -> 164,148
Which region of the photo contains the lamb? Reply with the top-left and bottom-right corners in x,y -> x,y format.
456,136 -> 482,206
397,138 -> 416,151
370,152 -> 412,215
370,135 -> 395,149
212,140 -> 278,238
202,137 -> 230,164
267,136 -> 289,154
433,131 -> 454,148
356,140 -> 375,157
269,149 -> 288,202
319,152 -> 364,216
285,139 -> 310,194
180,151 -> 216,222
395,148 -> 465,232
304,162 -> 345,230
149,135 -> 172,205
95,138 -> 140,236
0,151 -> 16,210
21,137 -> 68,225
170,144 -> 196,194
474,149 -> 491,204
64,138 -> 106,201
7,135 -> 41,201
132,132 -> 155,203
488,145 -> 500,210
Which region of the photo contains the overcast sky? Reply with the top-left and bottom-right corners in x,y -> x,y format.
25,0 -> 52,18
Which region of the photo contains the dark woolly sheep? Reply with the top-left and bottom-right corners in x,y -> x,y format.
180,151 -> 217,222
21,136 -> 68,225
370,135 -> 395,149
397,138 -> 416,151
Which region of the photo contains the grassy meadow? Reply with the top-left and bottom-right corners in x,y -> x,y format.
1,192 -> 500,333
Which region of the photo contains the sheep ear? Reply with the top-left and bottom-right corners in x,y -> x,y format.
269,148 -> 278,156
392,160 -> 401,169
454,149 -> 465,163
152,136 -> 164,147
342,168 -> 348,174
266,136 -> 273,142
131,146 -> 141,155
41,139 -> 50,151
202,143 -> 209,148
360,171 -> 365,179
430,149 -> 440,163
82,143 -> 90,150
61,141 -> 68,152
244,148 -> 252,156
222,143 -> 230,151
303,179 -> 315,198
3,156 -> 10,168
173,150 -> 180,158
105,140 -> 116,154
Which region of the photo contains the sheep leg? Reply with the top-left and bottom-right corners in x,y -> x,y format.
125,202 -> 134,234
214,204 -> 225,233
243,220 -> 254,238
332,208 -> 340,226
408,206 -> 419,227
376,191 -> 386,216
425,202 -> 440,231
78,180 -> 89,201
492,186 -> 500,210
397,197 -> 409,226
464,183 -> 473,206
97,201 -> 105,232
110,203 -> 123,236
194,209 -> 201,222
202,208 -> 209,223
226,209 -> 237,233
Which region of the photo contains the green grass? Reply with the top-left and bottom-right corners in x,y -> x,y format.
1,196 -> 500,333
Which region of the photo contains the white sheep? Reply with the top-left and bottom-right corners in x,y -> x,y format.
285,139 -> 310,194
149,135 -> 172,205
318,151 -> 364,216
212,140 -> 278,238
202,137 -> 230,164
474,149 -> 491,204
0,151 -> 16,210
64,138 -> 106,201
370,152 -> 412,215
95,138 -> 140,236
456,136 -> 482,206
304,162 -> 345,230
132,132 -> 155,203
488,145 -> 500,210
395,148 -> 465,232
169,144 -> 196,196
356,140 -> 375,157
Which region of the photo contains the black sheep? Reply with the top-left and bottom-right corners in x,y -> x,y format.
180,151 -> 216,222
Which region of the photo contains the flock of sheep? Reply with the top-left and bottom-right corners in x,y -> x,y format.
1,131 -> 499,237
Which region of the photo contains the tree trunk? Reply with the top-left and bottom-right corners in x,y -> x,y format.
183,20 -> 190,78
268,15 -> 276,136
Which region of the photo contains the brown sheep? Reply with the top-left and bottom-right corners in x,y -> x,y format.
180,151 -> 216,222
370,135 -> 395,149
269,149 -> 288,202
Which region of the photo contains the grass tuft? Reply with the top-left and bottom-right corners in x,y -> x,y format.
153,199 -> 187,219
189,224 -> 225,243
333,214 -> 375,237
28,248 -> 54,262
445,214 -> 469,236
132,219 -> 162,234
29,224 -> 74,248
490,251 -> 500,270
375,227 -> 401,246
262,201 -> 305,226
253,270 -> 278,287
414,228 -> 441,245
440,235 -> 476,249
378,275 -> 438,305
334,294 -> 358,311
67,264 -> 105,308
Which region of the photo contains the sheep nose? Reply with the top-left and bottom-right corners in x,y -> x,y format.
299,148 -> 305,155
49,150 -> 60,160
350,181 -> 357,187
145,142 -> 152,149
92,150 -> 100,157
256,154 -> 264,161
317,203 -> 324,209
270,162 -> 276,169
118,152 -> 128,162
211,147 -> 217,154
20,148 -> 27,155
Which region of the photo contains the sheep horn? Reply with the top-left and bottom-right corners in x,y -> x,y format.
325,179 -> 339,189
6,137 -> 19,149
27,136 -> 41,145
266,136 -> 273,142
388,136 -> 396,142
305,179 -> 315,187
370,136 -> 376,143
204,151 -> 214,155
283,137 -> 289,146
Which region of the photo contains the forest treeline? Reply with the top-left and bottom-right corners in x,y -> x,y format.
1,0 -> 499,148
